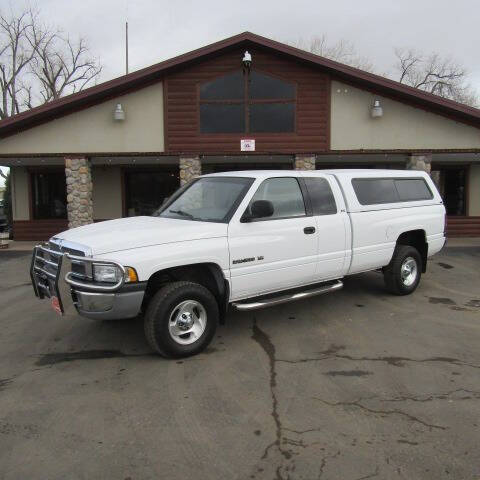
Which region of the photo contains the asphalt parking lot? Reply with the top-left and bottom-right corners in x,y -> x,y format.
1,247 -> 479,480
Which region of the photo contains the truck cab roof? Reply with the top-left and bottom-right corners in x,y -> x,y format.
203,168 -> 430,179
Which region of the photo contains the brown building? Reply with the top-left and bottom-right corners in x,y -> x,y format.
0,32 -> 479,240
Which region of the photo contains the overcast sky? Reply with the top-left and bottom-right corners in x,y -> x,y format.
1,0 -> 479,185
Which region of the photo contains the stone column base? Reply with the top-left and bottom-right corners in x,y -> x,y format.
65,157 -> 93,229
406,154 -> 432,174
179,155 -> 202,186
294,154 -> 316,170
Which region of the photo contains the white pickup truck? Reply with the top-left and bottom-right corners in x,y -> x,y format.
31,169 -> 446,357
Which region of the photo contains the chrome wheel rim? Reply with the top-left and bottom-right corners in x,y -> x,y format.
168,300 -> 207,345
400,257 -> 418,287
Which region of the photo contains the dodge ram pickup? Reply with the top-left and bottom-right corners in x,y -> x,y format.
31,169 -> 446,357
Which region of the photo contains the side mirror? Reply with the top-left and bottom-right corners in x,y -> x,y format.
243,200 -> 274,222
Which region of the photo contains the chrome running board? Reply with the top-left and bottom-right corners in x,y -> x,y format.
232,280 -> 343,311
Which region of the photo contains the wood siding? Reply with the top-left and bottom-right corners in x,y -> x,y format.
446,216 -> 480,237
164,46 -> 330,153
13,220 -> 68,241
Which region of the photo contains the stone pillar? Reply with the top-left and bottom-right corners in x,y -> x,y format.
406,153 -> 432,174
179,155 -> 202,186
65,157 -> 93,229
294,153 -> 316,170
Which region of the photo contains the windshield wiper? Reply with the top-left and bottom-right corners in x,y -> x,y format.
169,209 -> 195,219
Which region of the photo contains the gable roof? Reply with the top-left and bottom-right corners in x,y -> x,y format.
0,31 -> 479,139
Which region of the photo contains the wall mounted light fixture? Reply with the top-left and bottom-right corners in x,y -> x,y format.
371,99 -> 383,118
113,103 -> 125,121
242,50 -> 252,74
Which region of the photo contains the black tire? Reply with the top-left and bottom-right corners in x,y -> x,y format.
144,281 -> 219,358
383,245 -> 422,296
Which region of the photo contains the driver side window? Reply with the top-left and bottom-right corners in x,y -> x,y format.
249,177 -> 306,220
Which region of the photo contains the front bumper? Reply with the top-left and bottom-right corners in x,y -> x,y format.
74,285 -> 145,320
31,245 -> 145,320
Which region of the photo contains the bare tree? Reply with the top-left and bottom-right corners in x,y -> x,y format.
0,9 -> 37,118
29,26 -> 102,104
394,47 -> 478,106
290,35 -> 375,72
0,7 -> 102,118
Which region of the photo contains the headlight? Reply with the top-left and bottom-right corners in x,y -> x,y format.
93,264 -> 122,283
92,264 -> 138,284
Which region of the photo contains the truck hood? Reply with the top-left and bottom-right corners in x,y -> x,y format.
53,216 -> 228,255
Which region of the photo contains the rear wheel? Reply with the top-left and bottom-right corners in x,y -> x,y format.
144,281 -> 219,358
383,245 -> 422,295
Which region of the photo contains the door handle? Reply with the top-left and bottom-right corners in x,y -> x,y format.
304,226 -> 316,234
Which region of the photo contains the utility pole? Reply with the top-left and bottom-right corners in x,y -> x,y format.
125,21 -> 129,75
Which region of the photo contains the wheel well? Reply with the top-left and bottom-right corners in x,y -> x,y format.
396,230 -> 428,272
142,263 -> 229,323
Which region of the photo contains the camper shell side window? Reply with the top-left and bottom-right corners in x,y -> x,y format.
351,177 -> 433,206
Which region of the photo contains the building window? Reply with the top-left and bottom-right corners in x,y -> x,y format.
125,169 -> 180,217
31,171 -> 67,219
199,70 -> 296,134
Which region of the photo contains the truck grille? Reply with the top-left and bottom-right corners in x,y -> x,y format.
32,241 -> 89,298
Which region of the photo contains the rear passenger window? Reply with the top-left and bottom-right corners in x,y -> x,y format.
250,177 -> 306,219
394,179 -> 433,201
352,178 -> 433,205
304,177 -> 337,215
352,179 -> 398,205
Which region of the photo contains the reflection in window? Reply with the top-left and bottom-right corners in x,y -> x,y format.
200,71 -> 244,100
199,70 -> 295,134
304,178 -> 337,215
249,177 -> 305,219
125,170 -> 179,216
249,71 -> 295,99
31,171 -> 67,219
200,104 -> 245,133
249,103 -> 295,133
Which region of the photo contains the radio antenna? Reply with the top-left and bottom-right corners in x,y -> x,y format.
125,0 -> 129,75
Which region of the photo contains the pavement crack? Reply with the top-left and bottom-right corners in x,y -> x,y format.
318,450 -> 341,479
314,397 -> 446,431
277,344 -> 480,369
354,466 -> 380,479
382,388 -> 480,403
251,319 -> 290,460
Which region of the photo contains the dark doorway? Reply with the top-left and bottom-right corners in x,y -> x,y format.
124,169 -> 179,217
431,166 -> 467,216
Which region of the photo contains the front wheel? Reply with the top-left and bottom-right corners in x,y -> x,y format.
383,245 -> 422,295
144,281 -> 219,358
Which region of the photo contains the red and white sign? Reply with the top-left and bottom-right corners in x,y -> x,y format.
240,139 -> 255,151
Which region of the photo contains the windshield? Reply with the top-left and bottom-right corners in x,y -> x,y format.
154,176 -> 254,223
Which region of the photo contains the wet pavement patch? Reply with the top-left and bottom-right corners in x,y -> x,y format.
429,297 -> 456,305
324,370 -> 372,377
35,350 -> 149,366
465,299 -> 480,308
437,262 -> 454,270
397,439 -> 419,446
0,378 -> 12,390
